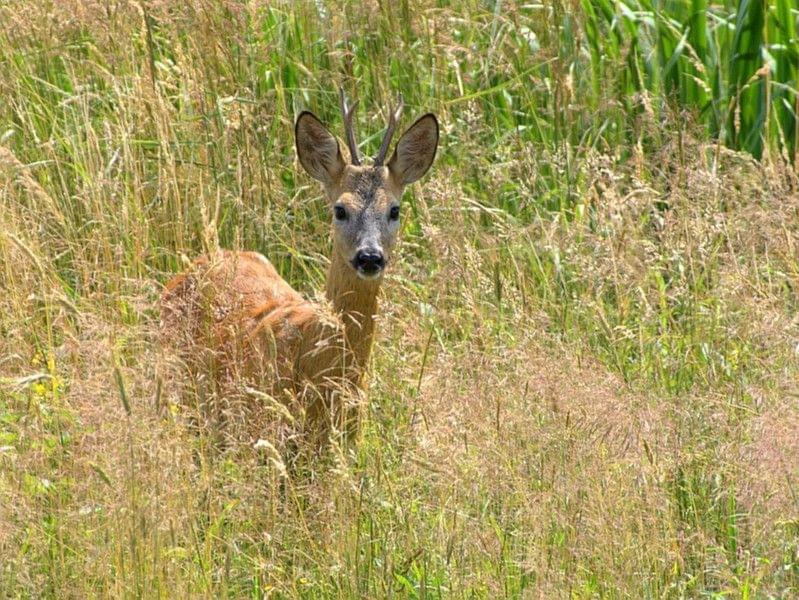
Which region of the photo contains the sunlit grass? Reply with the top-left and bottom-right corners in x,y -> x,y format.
1,0 -> 798,597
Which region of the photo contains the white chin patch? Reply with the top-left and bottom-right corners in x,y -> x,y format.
356,268 -> 383,281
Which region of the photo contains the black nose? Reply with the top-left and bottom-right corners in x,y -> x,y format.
353,251 -> 385,273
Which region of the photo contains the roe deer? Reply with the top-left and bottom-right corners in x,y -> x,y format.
161,89 -> 439,442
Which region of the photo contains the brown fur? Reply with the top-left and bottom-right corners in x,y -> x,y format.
161,250 -> 362,435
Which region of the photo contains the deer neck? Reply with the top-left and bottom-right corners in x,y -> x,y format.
325,249 -> 382,370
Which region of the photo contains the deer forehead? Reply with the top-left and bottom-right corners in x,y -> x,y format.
336,166 -> 401,210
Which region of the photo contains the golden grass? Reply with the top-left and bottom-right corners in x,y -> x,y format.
1,0 -> 798,597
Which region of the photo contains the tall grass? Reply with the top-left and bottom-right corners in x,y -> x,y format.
1,0 -> 798,597
581,0 -> 798,162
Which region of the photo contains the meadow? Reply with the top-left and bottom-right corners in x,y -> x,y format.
1,0 -> 798,597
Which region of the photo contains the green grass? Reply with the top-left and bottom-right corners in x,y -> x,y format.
1,0 -> 798,597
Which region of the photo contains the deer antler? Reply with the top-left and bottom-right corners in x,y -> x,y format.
339,87 -> 361,166
374,94 -> 404,166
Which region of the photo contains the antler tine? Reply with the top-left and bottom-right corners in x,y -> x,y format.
374,93 -> 404,166
339,87 -> 361,166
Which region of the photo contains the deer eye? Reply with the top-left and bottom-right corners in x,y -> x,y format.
334,205 -> 348,221
389,205 -> 400,221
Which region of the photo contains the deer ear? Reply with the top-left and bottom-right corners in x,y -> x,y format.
295,112 -> 346,183
387,114 -> 439,185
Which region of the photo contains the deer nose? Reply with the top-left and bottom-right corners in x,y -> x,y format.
353,250 -> 385,274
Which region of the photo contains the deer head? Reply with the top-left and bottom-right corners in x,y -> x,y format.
295,89 -> 439,281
